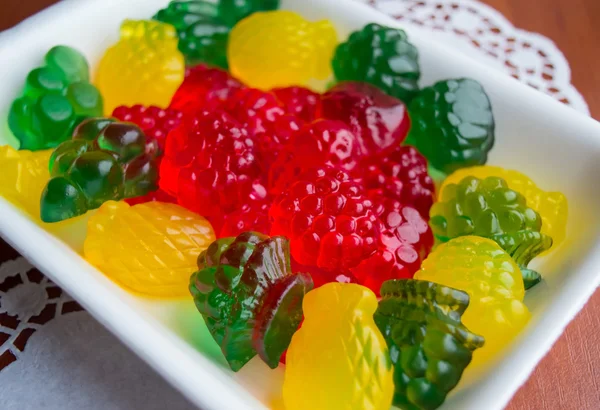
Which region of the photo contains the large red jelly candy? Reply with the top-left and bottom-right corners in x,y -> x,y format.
268,119 -> 362,195
272,86 -> 320,122
270,166 -> 379,273
319,81 -> 410,156
112,105 -> 182,151
357,145 -> 434,218
220,199 -> 272,238
226,88 -> 286,135
350,197 -> 433,295
160,110 -> 267,225
169,64 -> 244,115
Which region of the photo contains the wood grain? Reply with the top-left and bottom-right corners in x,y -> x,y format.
1,1 -> 599,409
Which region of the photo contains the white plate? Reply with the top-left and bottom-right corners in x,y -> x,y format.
1,0 -> 600,409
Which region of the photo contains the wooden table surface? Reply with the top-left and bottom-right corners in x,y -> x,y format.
1,1 -> 599,409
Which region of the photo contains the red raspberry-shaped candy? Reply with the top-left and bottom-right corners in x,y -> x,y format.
112,105 -> 182,151
350,198 -> 433,294
169,64 -> 244,115
358,145 -> 434,218
160,110 -> 266,225
219,199 -> 271,238
226,88 -> 286,135
270,167 -> 379,273
319,82 -> 410,156
254,114 -> 304,171
272,86 -> 320,122
268,120 -> 362,195
124,189 -> 177,206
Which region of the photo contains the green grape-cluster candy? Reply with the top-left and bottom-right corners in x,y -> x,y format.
154,0 -> 280,68
40,118 -> 159,223
8,46 -> 103,151
374,279 -> 484,410
406,78 -> 495,176
332,23 -> 420,103
430,176 -> 553,289
189,232 -> 313,371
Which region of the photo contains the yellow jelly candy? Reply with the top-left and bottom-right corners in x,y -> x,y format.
441,165 -> 568,248
84,201 -> 214,297
228,11 -> 337,89
414,236 -> 531,365
96,20 -> 185,113
283,283 -> 394,410
0,145 -> 51,218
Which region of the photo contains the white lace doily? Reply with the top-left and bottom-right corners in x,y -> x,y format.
0,1 -> 590,409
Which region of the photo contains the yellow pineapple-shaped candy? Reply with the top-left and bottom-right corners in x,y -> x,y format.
84,201 -> 214,297
96,20 -> 185,113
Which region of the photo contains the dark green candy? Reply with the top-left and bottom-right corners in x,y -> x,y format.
8,46 -> 103,151
430,176 -> 552,289
374,279 -> 484,410
40,118 -> 158,223
153,0 -> 279,69
189,232 -> 313,371
332,23 -> 421,104
406,78 -> 495,176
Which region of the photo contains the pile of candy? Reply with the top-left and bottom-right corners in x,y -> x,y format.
0,1 -> 568,409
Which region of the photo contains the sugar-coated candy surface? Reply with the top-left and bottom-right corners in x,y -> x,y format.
268,120 -> 362,195
357,145 -> 434,218
190,232 -> 313,370
228,11 -> 337,89
441,165 -> 568,248
374,279 -> 484,410
319,82 -> 410,156
283,283 -> 394,410
9,46 -> 103,150
270,167 -> 379,274
41,118 -> 159,222
332,24 -> 420,104
351,199 -> 433,295
112,105 -> 183,152
415,236 -> 530,365
96,20 -> 185,113
169,64 -> 244,115
406,78 -> 495,175
159,110 -> 267,229
430,176 -> 552,288
84,201 -> 214,297
0,146 -> 51,218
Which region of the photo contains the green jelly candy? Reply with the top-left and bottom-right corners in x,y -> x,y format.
8,45 -> 103,151
189,232 -> 313,371
332,23 -> 420,104
67,151 -> 124,208
40,177 -> 88,223
72,117 -> 115,141
406,78 -> 495,176
430,176 -> 552,287
49,139 -> 94,176
217,0 -> 280,27
374,279 -> 484,410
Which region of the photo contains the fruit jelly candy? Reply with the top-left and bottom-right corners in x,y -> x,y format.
272,86 -> 320,123
124,189 -> 177,206
228,10 -> 337,89
332,23 -> 420,104
96,20 -> 185,113
319,81 -> 410,156
0,146 -> 52,218
270,166 -> 379,274
190,232 -> 313,370
41,118 -> 159,223
112,105 -> 183,152
406,78 -> 495,176
225,87 -> 286,135
414,236 -> 531,366
442,165 -> 568,249
430,175 -> 552,289
84,201 -> 214,297
159,110 -> 267,228
268,119 -> 362,195
9,45 -> 103,151
283,282 -> 394,410
374,279 -> 484,410
356,144 -> 434,219
169,64 -> 244,115
351,198 -> 433,295
219,199 -> 271,238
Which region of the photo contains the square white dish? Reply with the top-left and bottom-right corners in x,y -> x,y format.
1,0 -> 600,409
